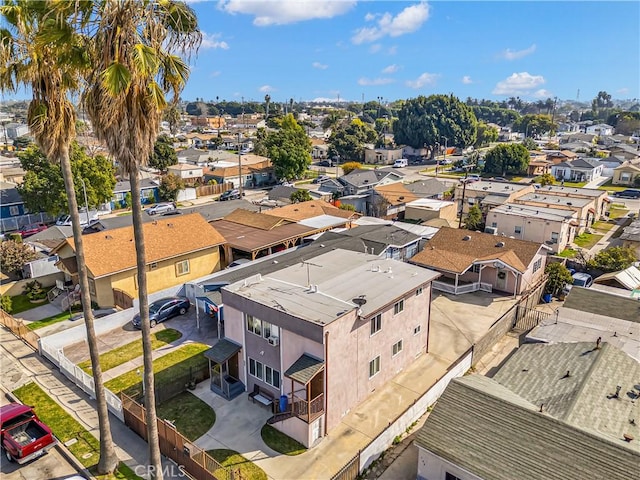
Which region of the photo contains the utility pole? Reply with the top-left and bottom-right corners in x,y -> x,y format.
79,178 -> 90,226
237,132 -> 243,197
458,177 -> 468,229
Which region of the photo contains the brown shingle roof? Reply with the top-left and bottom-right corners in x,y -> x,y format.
61,213 -> 225,278
409,227 -> 543,274
374,183 -> 419,206
263,200 -> 358,221
224,208 -> 292,230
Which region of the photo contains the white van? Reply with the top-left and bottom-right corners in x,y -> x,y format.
393,158 -> 408,168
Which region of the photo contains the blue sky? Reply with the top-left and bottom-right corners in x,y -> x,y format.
183,0 -> 639,105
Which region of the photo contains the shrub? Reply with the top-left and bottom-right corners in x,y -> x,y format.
24,280 -> 46,301
0,295 -> 12,313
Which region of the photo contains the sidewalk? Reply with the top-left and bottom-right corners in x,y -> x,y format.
0,326 -> 181,480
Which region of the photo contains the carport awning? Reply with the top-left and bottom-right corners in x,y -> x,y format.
204,339 -> 242,364
285,354 -> 324,385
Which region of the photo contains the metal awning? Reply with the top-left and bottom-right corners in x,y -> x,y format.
204,339 -> 242,364
285,354 -> 324,385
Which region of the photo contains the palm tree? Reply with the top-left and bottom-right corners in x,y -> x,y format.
0,1 -> 119,474
264,94 -> 271,121
83,2 -> 200,478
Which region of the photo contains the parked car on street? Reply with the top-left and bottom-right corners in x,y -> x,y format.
219,189 -> 241,201
317,160 -> 333,167
18,223 -> 48,238
146,202 -> 177,215
131,296 -> 191,328
1,403 -> 58,464
460,174 -> 481,184
613,189 -> 640,199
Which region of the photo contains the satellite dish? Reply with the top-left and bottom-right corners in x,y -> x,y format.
352,295 -> 367,307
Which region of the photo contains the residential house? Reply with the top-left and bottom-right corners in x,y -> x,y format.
0,181 -> 26,219
190,116 -> 226,130
321,223 -> 423,260
532,185 -> 610,222
526,153 -> 553,176
544,149 -> 578,164
53,213 -> 225,308
311,139 -> 329,160
486,203 -> 578,253
606,143 -> 640,161
404,178 -> 450,200
551,158 -> 604,182
404,198 -> 458,227
559,132 -> 598,145
215,249 -> 440,448
598,155 -> 627,177
369,183 -> 418,219
110,178 -> 159,211
338,169 -> 403,196
585,123 -> 614,136
592,265 -> 640,292
263,200 -> 358,231
402,145 -> 429,159
5,123 -> 29,139
166,163 -> 204,184
409,227 -> 548,296
619,219 -> 640,258
454,181 -> 535,217
511,191 -> 595,233
415,342 -> 639,480
0,161 -> 25,184
363,147 -> 404,165
177,147 -> 208,164
612,160 -> 640,186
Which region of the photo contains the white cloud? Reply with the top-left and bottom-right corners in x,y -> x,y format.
312,62 -> 328,70
209,71 -> 221,78
499,44 -> 536,61
387,46 -> 397,55
369,44 -> 382,53
382,64 -> 399,74
617,87 -> 630,95
218,0 -> 356,26
406,72 -> 439,89
259,85 -> 275,93
201,32 -> 229,50
533,89 -> 553,98
462,75 -> 473,84
492,72 -> 545,95
358,77 -> 395,86
352,2 -> 430,44
364,12 -> 376,22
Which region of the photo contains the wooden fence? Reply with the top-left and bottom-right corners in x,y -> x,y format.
0,310 -> 40,351
195,182 -> 233,198
121,393 -> 245,480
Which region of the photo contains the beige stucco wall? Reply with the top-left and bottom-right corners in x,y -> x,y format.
324,285 -> 431,432
612,168 -> 640,186
364,148 -> 404,165
456,185 -> 536,215
486,211 -> 574,253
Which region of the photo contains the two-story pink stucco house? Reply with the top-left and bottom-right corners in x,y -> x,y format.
207,249 -> 440,448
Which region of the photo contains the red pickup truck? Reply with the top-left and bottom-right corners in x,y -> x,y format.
1,403 -> 58,464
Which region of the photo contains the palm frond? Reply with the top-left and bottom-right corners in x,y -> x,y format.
101,61 -> 131,96
133,43 -> 159,76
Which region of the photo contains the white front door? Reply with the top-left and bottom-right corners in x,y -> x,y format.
496,269 -> 507,292
311,418 -> 322,444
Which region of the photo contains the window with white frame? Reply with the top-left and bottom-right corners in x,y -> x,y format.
249,358 -> 280,388
392,340 -> 403,356
246,315 -> 262,336
551,232 -> 559,244
370,314 -> 382,335
413,325 -> 421,335
514,226 -> 522,235
471,264 -> 481,273
9,205 -> 19,216
175,259 -> 190,276
263,321 -> 279,340
369,356 -> 380,378
491,222 -> 497,228
393,299 -> 404,315
246,316 -> 279,340
621,172 -> 631,181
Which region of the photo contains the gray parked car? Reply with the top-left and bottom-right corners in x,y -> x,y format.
147,202 -> 177,215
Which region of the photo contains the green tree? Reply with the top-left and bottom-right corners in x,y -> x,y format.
544,262 -> 573,296
587,246 -> 637,273
12,135 -> 31,149
0,295 -> 12,314
149,135 -> 177,172
483,143 -> 530,176
159,173 -> 184,202
264,94 -> 271,120
264,114 -> 312,180
538,173 -> 555,186
521,137 -> 538,150
341,161 -> 363,175
393,94 -> 478,155
0,2 -> 120,472
475,122 -> 498,147
339,203 -> 355,211
17,144 -> 116,216
290,190 -> 312,203
163,104 -> 182,136
464,204 -> 483,230
0,240 -> 37,275
83,2 -> 201,477
124,192 -> 133,209
513,114 -> 557,137
328,118 -> 376,163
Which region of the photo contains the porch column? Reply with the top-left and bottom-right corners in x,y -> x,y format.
455,274 -> 459,289
478,265 -> 483,285
306,381 -> 311,423
512,271 -> 518,298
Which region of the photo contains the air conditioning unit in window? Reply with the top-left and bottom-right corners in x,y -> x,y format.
267,336 -> 279,347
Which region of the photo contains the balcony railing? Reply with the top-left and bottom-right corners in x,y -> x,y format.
291,393 -> 324,423
433,280 -> 493,295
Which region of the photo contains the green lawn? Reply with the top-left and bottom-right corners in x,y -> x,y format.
13,382 -> 141,479
156,391 -> 215,441
560,181 -> 587,188
573,232 -> 604,249
78,328 -> 182,374
206,449 -> 267,480
9,293 -> 49,315
591,221 -> 615,232
557,249 -> 578,258
260,424 -> 307,456
27,306 -> 83,330
104,342 -> 209,396
608,206 -> 629,220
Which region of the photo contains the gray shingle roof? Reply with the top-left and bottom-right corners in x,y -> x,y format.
563,286 -> 640,322
0,182 -> 22,205
284,354 -> 324,384
415,373 -> 639,480
204,339 -> 242,363
339,168 -> 401,188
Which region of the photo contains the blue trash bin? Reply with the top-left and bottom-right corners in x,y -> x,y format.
279,395 -> 288,413
542,293 -> 553,303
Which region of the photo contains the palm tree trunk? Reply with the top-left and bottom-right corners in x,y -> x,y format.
129,167 -> 163,480
59,145 -> 119,474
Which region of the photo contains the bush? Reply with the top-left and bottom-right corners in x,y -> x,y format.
544,262 -> 573,296
0,295 -> 12,313
24,280 -> 46,301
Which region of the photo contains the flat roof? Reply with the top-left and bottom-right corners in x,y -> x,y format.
538,185 -> 606,197
298,214 -> 351,229
491,203 -> 577,221
224,249 -> 440,325
405,198 -> 454,210
463,181 -> 532,194
516,192 -> 592,208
